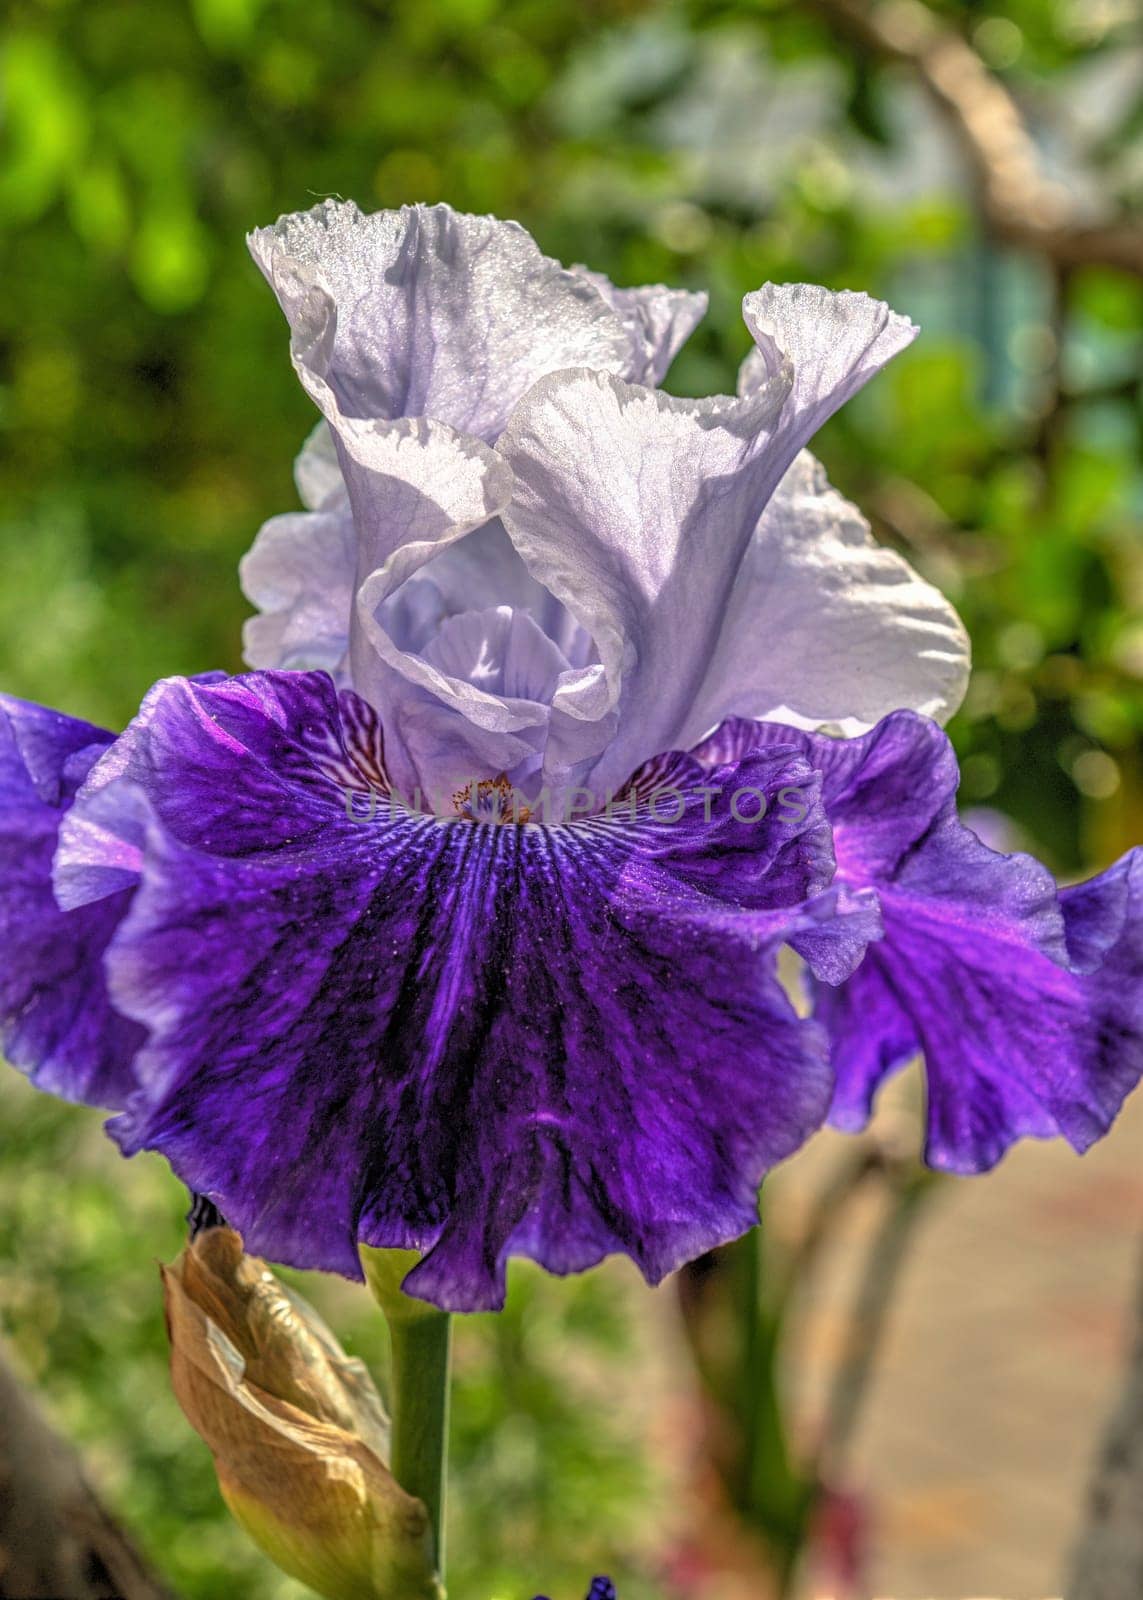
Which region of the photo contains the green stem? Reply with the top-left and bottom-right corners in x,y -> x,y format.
388,1308 -> 452,1570
732,1225 -> 810,1585
360,1248 -> 452,1580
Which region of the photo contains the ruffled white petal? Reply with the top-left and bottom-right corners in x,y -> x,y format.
239,424 -> 598,795
293,420 -> 346,512
244,422 -> 572,678
499,366 -> 793,796
373,606 -> 584,803
499,285 -> 925,795
571,268 -> 708,385
240,509 -> 356,675
738,282 -> 917,444
248,200 -> 641,442
676,452 -> 970,745
422,607 -> 571,705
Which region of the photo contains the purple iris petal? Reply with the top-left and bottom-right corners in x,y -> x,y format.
694,712 -> 1143,1172
53,669 -> 856,1310
0,695 -> 143,1107
531,1582 -> 616,1600
1059,851 -> 1143,1113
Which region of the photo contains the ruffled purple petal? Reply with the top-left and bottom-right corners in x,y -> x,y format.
819,864 -> 1087,1170
691,711 -> 961,878
787,885 -> 884,986
1061,849 -> 1137,971
0,695 -> 143,1107
616,745 -> 834,910
1059,850 -> 1143,1118
697,712 -> 1143,1171
63,671 -> 841,1310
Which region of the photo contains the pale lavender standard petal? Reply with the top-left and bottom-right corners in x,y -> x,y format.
499,367 -> 793,798
241,449 -> 567,684
0,696 -> 143,1107
498,285 -> 927,798
320,415 -> 520,798
696,713 -> 1143,1171
737,282 -> 918,448
58,671 -> 848,1310
240,508 -> 357,674
336,416 -> 612,804
249,210 -> 548,705
293,418 -> 345,512
571,267 -> 708,385
240,422 -> 357,676
207,394 -> 585,802
240,203 -> 702,704
245,221 -> 949,818
673,452 -> 969,744
248,199 -> 699,442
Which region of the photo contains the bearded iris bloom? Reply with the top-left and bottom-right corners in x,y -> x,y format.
1,202 -> 1139,1313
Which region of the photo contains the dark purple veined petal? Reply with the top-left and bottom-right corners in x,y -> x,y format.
691,710 -> 961,878
56,670 -> 856,1311
1059,849 -> 1143,1117
695,711 -> 1143,1172
0,695 -> 143,1107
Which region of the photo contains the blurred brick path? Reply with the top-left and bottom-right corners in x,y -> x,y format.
776,1075 -> 1143,1598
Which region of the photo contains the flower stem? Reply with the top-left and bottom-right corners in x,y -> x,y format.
360,1248 -> 452,1580
388,1306 -> 451,1569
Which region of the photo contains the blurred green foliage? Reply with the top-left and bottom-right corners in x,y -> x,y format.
1,0 -> 1140,1596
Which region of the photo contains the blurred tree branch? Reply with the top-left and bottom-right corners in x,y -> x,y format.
811,0 -> 1143,277
0,1340 -> 176,1600
1066,1241 -> 1143,1599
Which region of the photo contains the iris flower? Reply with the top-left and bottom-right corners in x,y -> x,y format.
2,202 -> 1139,1312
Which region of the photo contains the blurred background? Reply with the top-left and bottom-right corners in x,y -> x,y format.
1,0 -> 1140,1596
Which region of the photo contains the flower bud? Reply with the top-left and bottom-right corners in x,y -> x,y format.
162,1227 -> 442,1600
